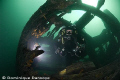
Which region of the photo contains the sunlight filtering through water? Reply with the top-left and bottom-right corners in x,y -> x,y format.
81,0 -> 98,7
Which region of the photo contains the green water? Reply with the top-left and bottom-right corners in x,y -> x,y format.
0,0 -> 120,77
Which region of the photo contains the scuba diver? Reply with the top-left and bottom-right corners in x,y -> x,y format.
55,25 -> 86,66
